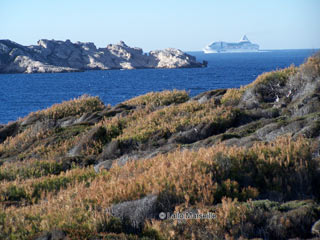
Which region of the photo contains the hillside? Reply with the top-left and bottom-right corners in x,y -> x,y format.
0,52 -> 320,239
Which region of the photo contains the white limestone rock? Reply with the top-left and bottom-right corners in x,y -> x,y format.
0,39 -> 206,74
150,48 -> 201,68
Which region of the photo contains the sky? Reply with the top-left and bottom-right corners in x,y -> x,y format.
1,0 -> 320,51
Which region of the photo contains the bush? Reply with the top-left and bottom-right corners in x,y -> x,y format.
124,90 -> 189,108
0,167 -> 96,204
221,88 -> 246,106
0,159 -> 70,181
31,95 -> 105,120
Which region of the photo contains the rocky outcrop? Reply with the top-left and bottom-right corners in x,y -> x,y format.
107,195 -> 158,231
0,122 -> 19,144
67,126 -> 107,157
34,229 -> 67,240
0,39 -> 206,74
312,219 -> 320,236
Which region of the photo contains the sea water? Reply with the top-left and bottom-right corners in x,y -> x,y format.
0,49 -> 317,124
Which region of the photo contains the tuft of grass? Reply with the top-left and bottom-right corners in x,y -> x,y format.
0,125 -> 49,158
0,167 -> 96,205
124,90 -> 189,108
29,95 -> 105,120
0,119 -> 90,160
0,159 -> 70,182
251,65 -> 297,87
221,87 -> 246,106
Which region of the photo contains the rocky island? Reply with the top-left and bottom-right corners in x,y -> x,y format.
0,52 -> 319,239
0,39 -> 206,74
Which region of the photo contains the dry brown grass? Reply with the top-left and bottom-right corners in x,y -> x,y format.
0,123 -> 91,162
0,135 -> 314,239
221,87 -> 246,106
0,158 -> 69,182
124,89 -> 189,108
0,167 -> 96,205
0,125 -> 49,157
84,136 -> 312,207
29,95 -> 105,120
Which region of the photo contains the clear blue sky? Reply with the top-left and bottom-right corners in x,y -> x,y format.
1,0 -> 319,51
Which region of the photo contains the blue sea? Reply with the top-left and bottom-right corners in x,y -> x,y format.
0,49 -> 317,124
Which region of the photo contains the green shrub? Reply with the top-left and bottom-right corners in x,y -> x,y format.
3,185 -> 28,202
0,168 -> 96,204
0,160 -> 70,181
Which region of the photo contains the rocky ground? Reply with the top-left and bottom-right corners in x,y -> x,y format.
0,39 -> 206,74
0,52 -> 319,239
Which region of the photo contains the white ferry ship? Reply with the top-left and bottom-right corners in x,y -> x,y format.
203,35 -> 259,53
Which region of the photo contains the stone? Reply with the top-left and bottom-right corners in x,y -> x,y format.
58,117 -> 77,128
98,140 -> 122,161
0,122 -> 19,144
192,89 -> 227,104
67,126 -> 106,157
101,104 -> 136,118
312,219 -> 320,236
149,48 -> 204,69
33,229 -> 67,240
94,159 -> 114,173
169,122 -> 224,144
74,112 -> 103,125
57,111 -> 103,128
20,114 -> 42,126
109,195 -> 158,230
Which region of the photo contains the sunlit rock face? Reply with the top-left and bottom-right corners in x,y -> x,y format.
0,39 -> 205,74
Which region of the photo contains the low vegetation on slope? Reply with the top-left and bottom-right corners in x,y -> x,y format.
0,52 -> 319,239
101,100 -> 240,143
221,65 -> 298,106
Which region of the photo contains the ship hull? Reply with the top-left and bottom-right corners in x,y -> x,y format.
203,48 -> 260,54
